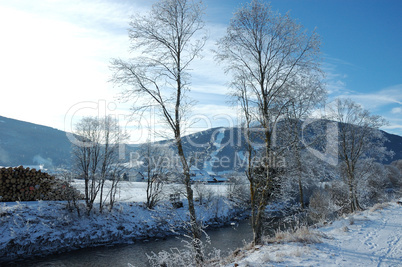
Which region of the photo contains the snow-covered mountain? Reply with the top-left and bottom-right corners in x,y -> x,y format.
147,123 -> 402,173
0,116 -> 401,170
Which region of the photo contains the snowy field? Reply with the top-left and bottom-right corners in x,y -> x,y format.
2,178 -> 401,266
228,201 -> 402,266
71,180 -> 230,203
0,181 -> 240,263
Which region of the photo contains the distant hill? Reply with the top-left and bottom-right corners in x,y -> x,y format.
133,123 -> 402,173
0,116 -> 72,168
0,116 -> 401,171
383,132 -> 402,163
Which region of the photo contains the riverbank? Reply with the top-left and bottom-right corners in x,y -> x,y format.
0,195 -> 245,263
225,201 -> 402,266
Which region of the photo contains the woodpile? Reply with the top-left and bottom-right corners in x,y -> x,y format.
0,166 -> 83,202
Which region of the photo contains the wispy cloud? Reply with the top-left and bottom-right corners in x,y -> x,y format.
322,57 -> 350,95
332,84 -> 402,136
321,54 -> 402,136
336,84 -> 402,109
391,107 -> 402,114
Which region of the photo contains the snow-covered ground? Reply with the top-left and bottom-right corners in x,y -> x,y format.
71,180 -> 229,203
0,182 -> 240,263
2,179 -> 401,266
228,201 -> 402,266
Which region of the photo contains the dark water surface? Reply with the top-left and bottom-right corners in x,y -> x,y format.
9,220 -> 253,267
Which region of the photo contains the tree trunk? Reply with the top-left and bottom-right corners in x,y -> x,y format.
252,205 -> 264,245
298,175 -> 304,209
99,179 -> 105,212
84,177 -> 89,206
348,175 -> 361,212
176,136 -> 203,264
297,154 -> 305,209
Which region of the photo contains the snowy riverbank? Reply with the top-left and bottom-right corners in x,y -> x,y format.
0,188 -> 244,263
227,201 -> 402,266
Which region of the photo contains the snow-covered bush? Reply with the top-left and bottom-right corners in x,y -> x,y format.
308,189 -> 340,222
325,182 -> 349,215
193,182 -> 215,206
226,174 -> 250,209
387,162 -> 402,195
355,161 -> 399,208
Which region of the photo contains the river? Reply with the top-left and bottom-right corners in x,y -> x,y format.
8,220 -> 254,266
7,216 -> 293,266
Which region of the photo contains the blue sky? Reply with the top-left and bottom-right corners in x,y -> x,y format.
0,0 -> 401,142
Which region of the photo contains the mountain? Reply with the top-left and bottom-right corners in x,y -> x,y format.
0,116 -> 72,168
383,132 -> 402,163
151,123 -> 402,173
0,116 -> 401,171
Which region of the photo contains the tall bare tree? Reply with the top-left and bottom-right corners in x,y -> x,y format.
329,98 -> 388,212
111,0 -> 206,263
215,0 -> 323,244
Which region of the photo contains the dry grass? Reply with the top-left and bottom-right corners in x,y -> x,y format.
369,202 -> 390,212
266,246 -> 309,263
265,226 -> 325,244
214,245 -> 249,266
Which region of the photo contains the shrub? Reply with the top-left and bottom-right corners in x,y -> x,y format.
369,202 -> 390,212
265,225 -> 325,244
308,189 -> 339,222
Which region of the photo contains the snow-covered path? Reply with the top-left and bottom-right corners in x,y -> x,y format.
228,202 -> 402,266
316,203 -> 401,266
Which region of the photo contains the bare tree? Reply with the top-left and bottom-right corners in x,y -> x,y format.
215,0 -> 323,245
110,0 -> 206,263
139,141 -> 172,209
283,78 -> 326,209
72,116 -> 128,214
72,117 -> 100,214
329,98 -> 388,212
99,116 -> 128,212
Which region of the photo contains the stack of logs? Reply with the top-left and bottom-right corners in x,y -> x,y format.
0,166 -> 83,202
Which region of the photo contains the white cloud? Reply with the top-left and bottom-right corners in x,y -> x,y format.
0,1 -> 133,130
391,107 -> 402,114
322,56 -> 354,95
335,84 -> 402,109
0,0 -> 232,136
2,0 -> 399,140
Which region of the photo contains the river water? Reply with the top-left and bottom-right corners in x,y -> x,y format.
9,216 -> 293,266
10,220 -> 255,266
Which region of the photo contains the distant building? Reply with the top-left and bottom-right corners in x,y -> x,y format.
189,166 -> 211,182
189,166 -> 227,183
121,165 -> 227,183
